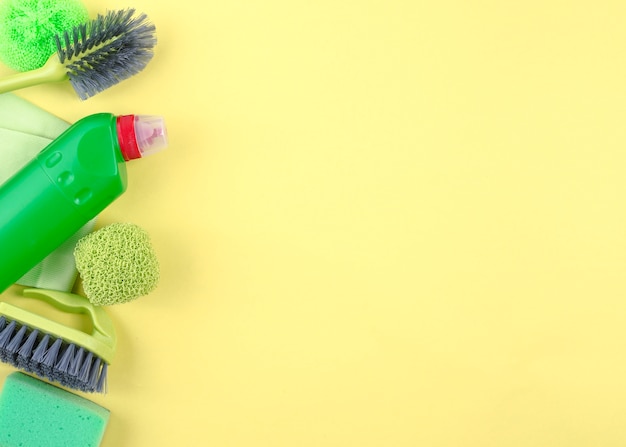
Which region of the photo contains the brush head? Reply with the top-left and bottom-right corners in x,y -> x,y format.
55,8 -> 157,100
0,288 -> 116,393
0,0 -> 89,71
0,317 -> 108,393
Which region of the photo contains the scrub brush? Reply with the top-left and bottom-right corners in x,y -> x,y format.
0,8 -> 156,100
0,288 -> 116,393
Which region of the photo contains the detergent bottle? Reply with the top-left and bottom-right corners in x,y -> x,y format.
0,113 -> 167,293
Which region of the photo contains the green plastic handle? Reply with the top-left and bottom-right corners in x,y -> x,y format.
22,289 -> 116,340
0,56 -> 68,95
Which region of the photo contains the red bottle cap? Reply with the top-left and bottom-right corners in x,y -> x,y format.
116,115 -> 141,161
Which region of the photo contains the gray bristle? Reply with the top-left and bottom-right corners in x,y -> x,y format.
54,8 -> 157,100
0,319 -> 108,393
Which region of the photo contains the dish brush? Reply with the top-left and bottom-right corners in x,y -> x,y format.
0,8 -> 156,99
0,288 -> 116,393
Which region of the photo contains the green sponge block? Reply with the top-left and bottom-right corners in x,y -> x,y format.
0,372 -> 110,447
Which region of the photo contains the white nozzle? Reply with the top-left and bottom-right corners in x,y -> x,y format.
134,115 -> 168,157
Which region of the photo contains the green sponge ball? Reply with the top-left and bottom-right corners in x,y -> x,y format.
74,223 -> 160,306
0,372 -> 110,447
0,0 -> 89,71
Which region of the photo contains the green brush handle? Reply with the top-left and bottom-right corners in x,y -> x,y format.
21,288 -> 117,363
0,55 -> 68,94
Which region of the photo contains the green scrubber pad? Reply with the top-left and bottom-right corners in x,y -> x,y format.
0,0 -> 89,71
74,223 -> 160,306
0,372 -> 110,447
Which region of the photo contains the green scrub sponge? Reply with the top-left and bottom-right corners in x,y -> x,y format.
74,223 -> 160,306
0,372 -> 110,447
0,0 -> 89,71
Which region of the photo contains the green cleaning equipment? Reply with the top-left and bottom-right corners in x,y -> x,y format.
0,372 -> 109,446
0,289 -> 117,393
0,113 -> 168,294
0,93 -> 96,293
0,0 -> 89,72
75,223 -> 160,306
0,8 -> 156,99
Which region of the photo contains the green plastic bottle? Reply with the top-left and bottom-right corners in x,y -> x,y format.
0,113 -> 167,293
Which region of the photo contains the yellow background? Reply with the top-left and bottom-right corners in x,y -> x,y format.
2,0 -> 626,445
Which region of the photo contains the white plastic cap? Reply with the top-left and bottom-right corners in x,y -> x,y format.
134,115 -> 168,157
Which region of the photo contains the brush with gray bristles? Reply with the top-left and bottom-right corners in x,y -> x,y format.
0,8 -> 157,99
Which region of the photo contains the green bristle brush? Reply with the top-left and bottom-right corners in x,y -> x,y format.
0,8 -> 157,100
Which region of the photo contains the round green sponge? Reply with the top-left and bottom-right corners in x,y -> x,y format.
0,0 -> 89,71
74,223 -> 160,306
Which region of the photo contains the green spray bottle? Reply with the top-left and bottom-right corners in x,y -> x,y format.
0,113 -> 167,293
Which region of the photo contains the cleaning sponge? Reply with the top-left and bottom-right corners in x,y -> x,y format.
74,223 -> 160,306
0,372 -> 110,447
0,0 -> 89,71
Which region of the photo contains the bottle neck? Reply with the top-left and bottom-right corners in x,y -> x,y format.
116,115 -> 141,161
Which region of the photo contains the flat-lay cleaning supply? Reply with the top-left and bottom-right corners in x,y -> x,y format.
0,372 -> 109,446
0,0 -> 89,72
0,288 -> 117,393
0,8 -> 156,99
0,93 -> 95,292
75,223 -> 160,306
0,112 -> 167,294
